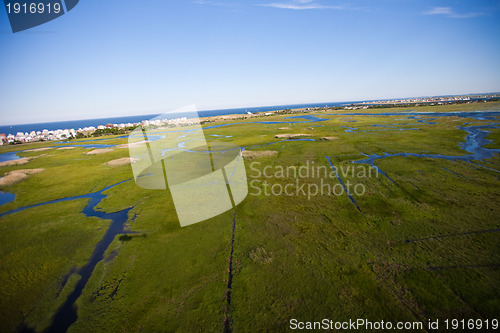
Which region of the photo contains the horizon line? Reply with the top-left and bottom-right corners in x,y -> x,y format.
1,91 -> 499,127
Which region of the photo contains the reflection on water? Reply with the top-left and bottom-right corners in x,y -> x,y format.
0,191 -> 15,206
0,151 -> 21,163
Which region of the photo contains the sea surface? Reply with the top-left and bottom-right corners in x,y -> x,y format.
0,102 -> 350,136
2,98 -> 492,136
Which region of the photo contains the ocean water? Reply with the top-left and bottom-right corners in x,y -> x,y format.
0,102 -> 349,136
0,114 -> 160,136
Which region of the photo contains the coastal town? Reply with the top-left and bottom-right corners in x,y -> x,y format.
0,116 -> 192,145
1,93 -> 498,145
353,93 -> 499,106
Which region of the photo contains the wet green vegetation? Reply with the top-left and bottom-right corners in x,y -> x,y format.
0,102 -> 499,332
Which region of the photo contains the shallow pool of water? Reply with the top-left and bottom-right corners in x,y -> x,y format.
0,191 -> 15,206
0,151 -> 21,163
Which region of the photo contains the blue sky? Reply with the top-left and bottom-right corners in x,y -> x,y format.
1,0 -> 499,125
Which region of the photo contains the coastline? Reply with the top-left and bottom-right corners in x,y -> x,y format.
0,102 -> 341,137
1,94 -> 498,145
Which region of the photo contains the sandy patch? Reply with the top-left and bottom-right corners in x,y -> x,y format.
242,150 -> 278,159
116,141 -> 149,149
12,169 -> 44,175
87,148 -> 114,155
320,137 -> 339,141
57,147 -> 77,150
274,134 -> 312,139
278,127 -> 290,130
0,168 -> 44,186
25,147 -> 53,152
0,158 -> 32,167
106,157 -> 138,166
0,154 -> 47,167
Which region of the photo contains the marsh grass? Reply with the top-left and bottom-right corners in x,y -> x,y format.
0,102 -> 498,332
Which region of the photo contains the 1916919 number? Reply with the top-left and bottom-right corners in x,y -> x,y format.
6,2 -> 61,14
444,319 -> 498,330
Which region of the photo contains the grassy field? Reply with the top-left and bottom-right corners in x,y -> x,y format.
0,102 -> 499,332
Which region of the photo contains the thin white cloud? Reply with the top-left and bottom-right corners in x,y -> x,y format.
259,0 -> 343,10
423,6 -> 483,18
193,0 -> 236,7
424,7 -> 453,15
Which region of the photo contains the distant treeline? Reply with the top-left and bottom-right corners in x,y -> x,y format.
72,126 -> 137,139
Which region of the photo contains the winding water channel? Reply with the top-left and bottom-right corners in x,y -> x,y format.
0,110 -> 498,331
354,123 -> 500,174
0,181 -> 133,333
